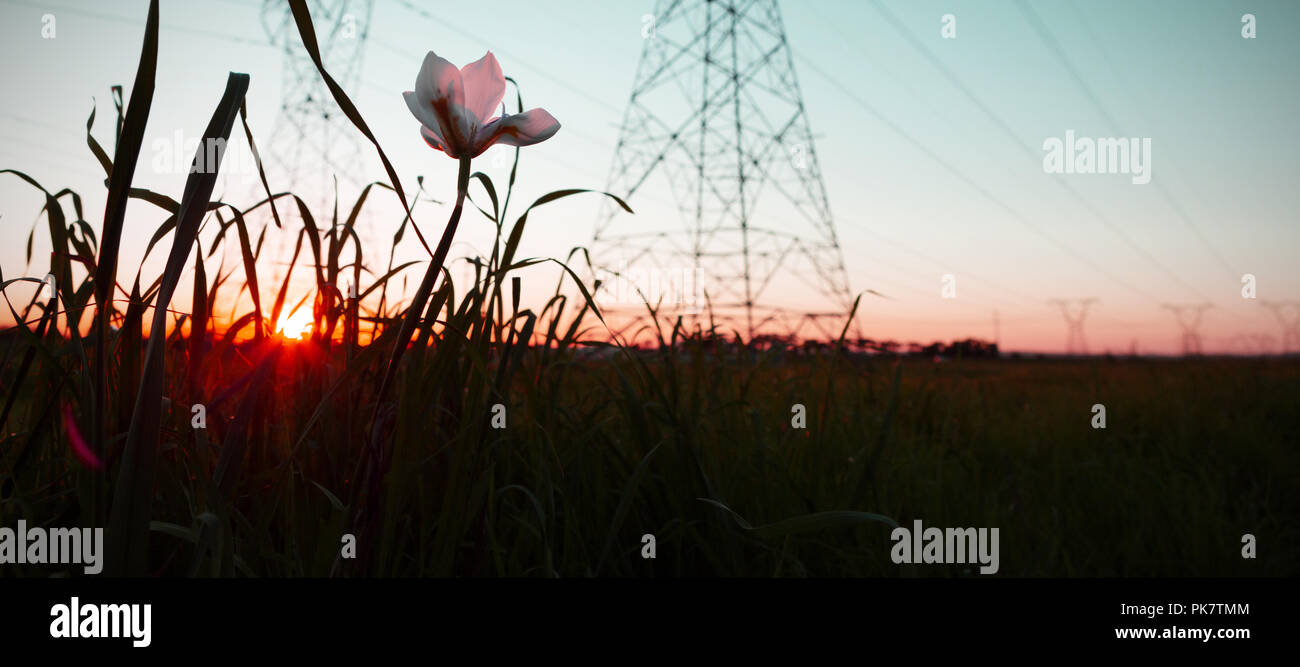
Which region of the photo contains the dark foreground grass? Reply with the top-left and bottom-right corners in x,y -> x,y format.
2,0 -> 1295,579
4,343 -> 1297,577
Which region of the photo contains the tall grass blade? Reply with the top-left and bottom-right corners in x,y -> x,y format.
93,0 -> 159,466
285,0 -> 430,256
106,71 -> 250,576
697,498 -> 898,540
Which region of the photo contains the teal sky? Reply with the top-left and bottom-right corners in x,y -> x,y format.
1,0 -> 1297,354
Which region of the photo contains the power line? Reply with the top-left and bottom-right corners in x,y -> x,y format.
865,0 -> 1214,306
0,134 -> 96,169
0,0 -> 272,47
0,146 -> 106,180
790,49 -> 1166,305
1064,0 -> 1239,249
843,224 -> 1047,312
388,0 -> 622,116
1015,0 -> 1240,280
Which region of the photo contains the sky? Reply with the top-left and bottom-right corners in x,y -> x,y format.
0,0 -> 1297,354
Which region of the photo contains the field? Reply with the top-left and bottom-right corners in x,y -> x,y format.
4,323 -> 1297,577
2,0 -> 1297,579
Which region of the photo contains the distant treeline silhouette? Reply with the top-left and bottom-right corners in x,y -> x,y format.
759,336 -> 1000,359
611,333 -> 1001,359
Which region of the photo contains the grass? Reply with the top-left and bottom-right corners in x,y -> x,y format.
1,0 -> 1296,578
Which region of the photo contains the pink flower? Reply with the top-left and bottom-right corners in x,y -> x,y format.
61,404 -> 103,470
404,51 -> 560,160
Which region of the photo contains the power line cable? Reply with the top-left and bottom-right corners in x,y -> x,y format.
790,49 -> 1166,305
1,0 -> 272,47
865,0 -> 1214,306
1015,0 -> 1240,280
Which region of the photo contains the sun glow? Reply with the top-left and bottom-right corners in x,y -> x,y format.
277,310 -> 313,340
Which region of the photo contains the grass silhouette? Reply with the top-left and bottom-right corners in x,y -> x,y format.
1,0 -> 1296,578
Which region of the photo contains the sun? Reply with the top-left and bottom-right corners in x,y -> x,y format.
277,310 -> 313,340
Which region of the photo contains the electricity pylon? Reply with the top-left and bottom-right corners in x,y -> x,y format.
1260,300 -> 1300,353
261,0 -> 374,216
1249,332 -> 1277,355
1223,332 -> 1276,356
1162,303 -> 1212,356
590,0 -> 854,340
1050,298 -> 1097,355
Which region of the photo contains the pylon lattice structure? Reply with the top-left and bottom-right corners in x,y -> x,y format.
1050,298 -> 1096,355
261,0 -> 373,217
1260,300 -> 1300,354
1162,303 -> 1212,356
1248,332 -> 1278,354
590,0 -> 854,341
1223,332 -> 1275,355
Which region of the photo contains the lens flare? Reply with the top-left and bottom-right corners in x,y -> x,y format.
277,310 -> 313,340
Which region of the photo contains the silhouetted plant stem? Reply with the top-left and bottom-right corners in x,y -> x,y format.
350,157 -> 471,569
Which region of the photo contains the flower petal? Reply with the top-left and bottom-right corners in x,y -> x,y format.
414,50 -> 463,110
420,124 -> 451,154
414,51 -> 472,151
445,104 -> 482,157
403,91 -> 443,139
62,404 -> 103,470
475,108 -> 561,154
460,52 -> 506,125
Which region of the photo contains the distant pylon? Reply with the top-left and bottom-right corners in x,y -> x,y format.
1260,300 -> 1300,353
261,0 -> 374,215
1162,303 -> 1213,356
1223,332 -> 1276,356
590,0 -> 854,340
1050,298 -> 1097,355
1249,332 -> 1278,355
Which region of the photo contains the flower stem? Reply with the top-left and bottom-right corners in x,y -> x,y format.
371,157 -> 470,414
350,157 -> 471,550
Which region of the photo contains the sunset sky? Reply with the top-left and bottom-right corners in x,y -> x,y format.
1,0 -> 1297,354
